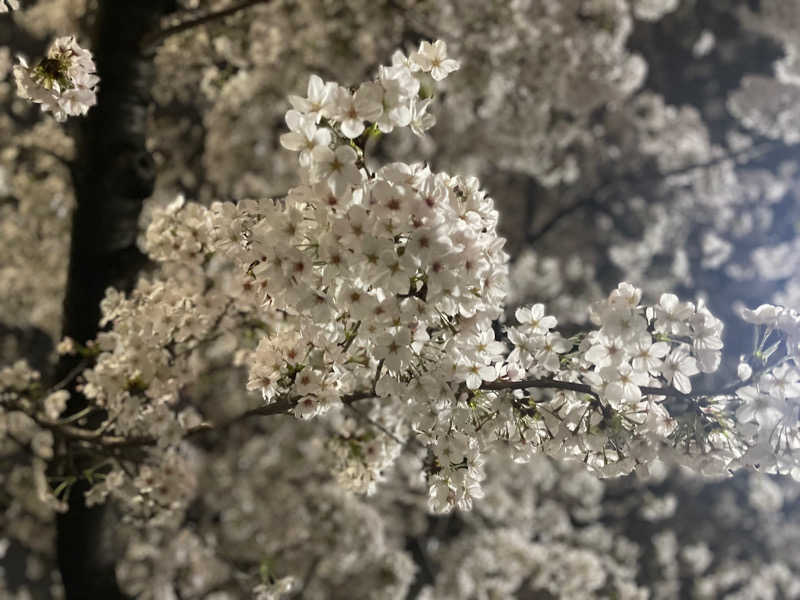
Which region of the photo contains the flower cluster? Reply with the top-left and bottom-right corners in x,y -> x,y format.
280,39 -> 456,150
406,284 -> 728,511
134,42 -> 800,512
584,285 -> 722,400
205,41 -> 509,424
733,304 -> 800,478
3,39 -> 792,532
13,35 -> 98,121
494,284 -> 731,478
81,276 -> 231,445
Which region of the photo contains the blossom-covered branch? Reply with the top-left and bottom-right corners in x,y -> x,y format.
5,39 -> 795,524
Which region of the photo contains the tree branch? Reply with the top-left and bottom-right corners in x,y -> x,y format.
143,0 -> 274,48
43,372 -> 737,450
481,376 -> 698,400
525,140 -> 782,246
526,196 -> 600,245
345,401 -> 405,444
42,390 -> 379,448
47,358 -> 90,396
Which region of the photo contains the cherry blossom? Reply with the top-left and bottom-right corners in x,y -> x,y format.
13,35 -> 97,121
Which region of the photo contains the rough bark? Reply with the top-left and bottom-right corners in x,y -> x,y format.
55,2 -> 175,598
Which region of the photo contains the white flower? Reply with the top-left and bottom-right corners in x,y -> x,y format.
536,332 -> 571,372
609,282 -> 642,312
633,0 -> 680,21
373,249 -> 416,295
736,385 -> 781,427
515,304 -> 557,333
691,302 -> 723,373
279,109 -> 332,167
312,144 -> 362,195
59,86 -> 96,116
336,284 -> 376,322
293,395 -> 319,420
288,74 -> 335,122
410,40 -> 460,81
375,66 -> 417,133
56,336 -> 76,355
643,402 -> 678,438
458,359 -> 497,390
14,36 -> 98,121
428,478 -> 454,513
409,97 -> 436,136
739,303 -> 783,326
585,334 -> 626,367
294,368 -> 323,396
44,390 -> 69,420
761,364 -> 800,401
737,361 -> 753,381
466,328 -> 506,362
506,327 -> 538,370
331,84 -> 382,138
355,81 -> 384,122
375,328 -> 413,373
602,362 -> 648,406
653,293 -> 694,335
631,335 -> 669,374
661,347 -> 699,394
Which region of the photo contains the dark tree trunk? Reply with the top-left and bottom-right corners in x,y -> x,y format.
55,2 -> 175,598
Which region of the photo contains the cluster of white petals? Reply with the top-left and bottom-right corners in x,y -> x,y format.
44,41 -> 792,523
730,304 -> 800,477
501,284 -> 728,478
134,42 -> 799,512
13,35 -> 98,121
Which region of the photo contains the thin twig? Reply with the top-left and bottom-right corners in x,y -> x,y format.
480,377 -> 693,399
372,359 -> 384,392
54,405 -> 97,425
47,358 -> 90,395
143,0 -> 274,48
52,389 -> 379,448
654,140 -> 781,182
526,141 -> 782,246
23,145 -> 74,170
385,0 -> 454,45
481,377 -> 596,396
526,197 -> 599,245
345,402 -> 405,445
340,320 -> 361,352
